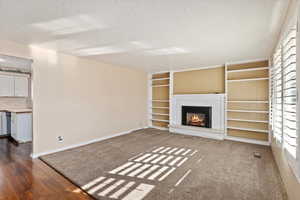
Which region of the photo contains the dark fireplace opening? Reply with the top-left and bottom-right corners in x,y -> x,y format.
182,106 -> 212,128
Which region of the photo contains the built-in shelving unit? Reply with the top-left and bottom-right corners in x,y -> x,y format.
150,72 -> 170,129
147,60 -> 270,146
226,60 -> 269,143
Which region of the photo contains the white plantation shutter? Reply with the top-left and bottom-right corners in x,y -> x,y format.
282,27 -> 297,158
272,46 -> 283,142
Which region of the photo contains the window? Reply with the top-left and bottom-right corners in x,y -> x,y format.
271,24 -> 299,179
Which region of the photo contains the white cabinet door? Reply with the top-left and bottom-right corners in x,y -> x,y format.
11,112 -> 32,143
0,112 -> 7,135
11,113 -> 17,140
14,76 -> 29,97
0,75 -> 14,96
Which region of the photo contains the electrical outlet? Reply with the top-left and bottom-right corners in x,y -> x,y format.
57,136 -> 63,142
253,152 -> 261,158
139,121 -> 144,127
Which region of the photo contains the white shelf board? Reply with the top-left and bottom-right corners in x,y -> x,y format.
227,126 -> 268,133
227,100 -> 268,104
151,77 -> 170,81
227,77 -> 269,82
151,113 -> 169,116
227,109 -> 269,113
152,100 -> 169,102
152,84 -> 169,87
227,118 -> 268,123
151,107 -> 169,109
227,67 -> 269,73
150,125 -> 169,130
226,136 -> 269,146
151,119 -> 169,123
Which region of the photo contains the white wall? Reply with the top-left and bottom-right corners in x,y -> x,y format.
0,40 -> 148,156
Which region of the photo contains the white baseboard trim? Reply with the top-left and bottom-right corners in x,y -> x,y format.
31,127 -> 147,159
225,136 -> 270,146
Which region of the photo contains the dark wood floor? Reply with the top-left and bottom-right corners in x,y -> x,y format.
0,138 -> 93,200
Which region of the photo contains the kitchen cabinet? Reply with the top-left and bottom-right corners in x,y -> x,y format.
14,76 -> 29,97
11,112 -> 32,143
0,75 -> 14,96
0,74 -> 29,97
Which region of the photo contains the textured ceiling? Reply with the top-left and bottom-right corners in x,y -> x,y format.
0,0 -> 289,72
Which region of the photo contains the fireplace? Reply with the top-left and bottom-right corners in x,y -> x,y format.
170,94 -> 225,139
181,106 -> 212,128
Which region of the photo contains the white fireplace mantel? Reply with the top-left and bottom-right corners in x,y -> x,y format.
170,94 -> 225,140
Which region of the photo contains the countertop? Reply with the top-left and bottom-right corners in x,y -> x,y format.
0,108 -> 32,113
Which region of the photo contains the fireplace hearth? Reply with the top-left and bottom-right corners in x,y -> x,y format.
181,106 -> 212,128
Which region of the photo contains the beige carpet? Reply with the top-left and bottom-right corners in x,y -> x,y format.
41,128 -> 287,200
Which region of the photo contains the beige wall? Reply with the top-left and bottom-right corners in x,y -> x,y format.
271,1 -> 300,200
0,40 -> 148,156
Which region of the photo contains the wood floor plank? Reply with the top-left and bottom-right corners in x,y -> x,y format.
0,139 -> 92,200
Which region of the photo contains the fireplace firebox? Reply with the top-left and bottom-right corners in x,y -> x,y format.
181,106 -> 212,128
